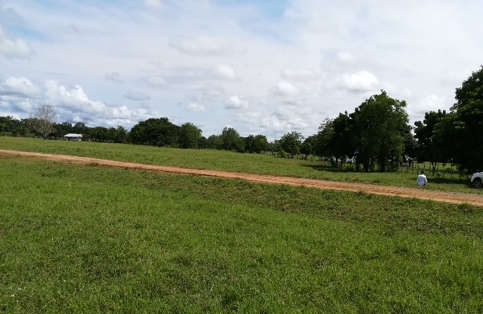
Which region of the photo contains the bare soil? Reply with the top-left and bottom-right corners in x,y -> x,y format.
2,149 -> 483,207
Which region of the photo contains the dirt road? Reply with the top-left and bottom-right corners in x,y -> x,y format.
2,149 -> 483,207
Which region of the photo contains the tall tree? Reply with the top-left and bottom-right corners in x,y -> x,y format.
435,66 -> 483,172
351,91 -> 409,172
179,122 -> 202,148
414,110 -> 447,166
252,135 -> 268,154
130,118 -> 180,147
279,131 -> 304,156
55,122 -> 74,137
26,105 -> 57,139
221,127 -> 244,152
315,118 -> 335,158
206,134 -> 223,149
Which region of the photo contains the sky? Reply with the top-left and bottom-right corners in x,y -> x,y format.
0,0 -> 481,140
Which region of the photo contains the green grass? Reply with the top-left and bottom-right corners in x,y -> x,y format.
0,137 -> 479,194
2,156 -> 483,313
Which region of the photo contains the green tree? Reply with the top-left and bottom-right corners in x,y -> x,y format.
279,131 -> 304,156
351,91 -> 409,172
90,126 -> 109,142
300,135 -> 317,160
252,135 -> 268,154
179,122 -> 202,148
221,127 -> 244,152
414,110 -> 447,167
434,66 -> 483,172
55,122 -> 74,137
315,118 -> 335,158
206,134 -> 223,149
130,118 -> 180,147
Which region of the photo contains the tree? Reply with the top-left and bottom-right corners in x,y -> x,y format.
252,135 -> 268,154
414,110 -> 447,167
27,105 -> 57,139
279,131 -> 304,156
130,118 -> 180,147
220,127 -> 244,152
179,122 -> 202,148
206,134 -> 223,149
351,91 -> 409,172
300,135 -> 317,160
90,126 -> 109,142
315,118 -> 335,158
434,66 -> 483,172
55,122 -> 74,137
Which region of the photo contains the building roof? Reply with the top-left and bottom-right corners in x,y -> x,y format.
64,133 -> 83,137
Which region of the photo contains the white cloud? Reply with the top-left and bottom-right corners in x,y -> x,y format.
147,76 -> 167,87
144,0 -> 161,9
227,95 -> 248,109
339,71 -> 379,93
0,76 -> 40,97
270,81 -> 300,97
123,90 -> 150,101
42,80 -> 155,126
213,64 -> 240,81
169,34 -> 233,57
408,95 -> 449,116
280,67 -> 319,81
187,102 -> 206,112
336,52 -> 356,65
0,27 -> 34,60
105,72 -> 123,83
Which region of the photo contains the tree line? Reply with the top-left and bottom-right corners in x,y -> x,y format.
1,66 -> 482,172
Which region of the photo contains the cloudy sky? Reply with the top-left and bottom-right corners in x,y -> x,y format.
0,0 -> 481,139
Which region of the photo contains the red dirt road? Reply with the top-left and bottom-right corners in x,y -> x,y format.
2,149 -> 483,207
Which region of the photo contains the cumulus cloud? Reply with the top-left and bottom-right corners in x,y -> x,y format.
0,27 -> 34,59
42,80 -> 155,126
227,95 -> 248,109
0,76 -> 40,97
408,95 -> 449,116
213,64 -> 240,81
0,77 -> 156,126
280,67 -> 319,81
270,81 -> 300,97
169,34 -> 233,57
105,72 -> 123,83
123,90 -> 150,101
339,71 -> 379,93
146,76 -> 167,87
187,102 -> 206,112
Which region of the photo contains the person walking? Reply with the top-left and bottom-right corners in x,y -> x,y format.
416,171 -> 428,186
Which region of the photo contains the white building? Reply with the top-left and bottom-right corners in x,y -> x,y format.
64,133 -> 83,141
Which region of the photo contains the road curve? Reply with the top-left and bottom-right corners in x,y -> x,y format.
2,149 -> 483,207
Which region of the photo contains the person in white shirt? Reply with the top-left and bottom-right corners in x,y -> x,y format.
416,171 -> 428,186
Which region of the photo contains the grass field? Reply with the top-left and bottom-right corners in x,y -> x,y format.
2,155 -> 483,312
0,137 -> 479,194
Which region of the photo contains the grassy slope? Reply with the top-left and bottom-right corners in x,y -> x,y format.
0,137 -> 478,194
1,156 -> 483,313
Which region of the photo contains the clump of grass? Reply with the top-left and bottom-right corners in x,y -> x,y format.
1,156 -> 483,312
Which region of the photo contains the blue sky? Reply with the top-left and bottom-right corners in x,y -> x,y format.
0,0 -> 482,140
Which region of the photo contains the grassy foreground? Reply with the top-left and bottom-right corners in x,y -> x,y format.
1,155 -> 483,313
0,137 -> 477,194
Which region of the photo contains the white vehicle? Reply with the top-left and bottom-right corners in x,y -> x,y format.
471,172 -> 483,188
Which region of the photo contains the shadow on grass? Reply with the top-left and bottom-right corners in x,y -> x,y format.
418,176 -> 471,186
304,164 -> 356,173
306,164 -> 472,186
